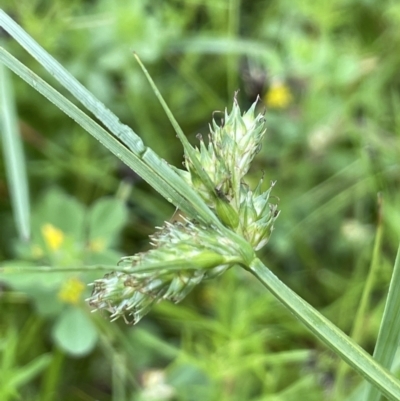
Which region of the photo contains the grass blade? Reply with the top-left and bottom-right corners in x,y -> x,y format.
365,242 -> 400,401
249,257 -> 400,401
0,10 -> 144,155
0,46 -> 220,227
134,53 -> 217,199
0,9 -> 221,228
0,61 -> 30,240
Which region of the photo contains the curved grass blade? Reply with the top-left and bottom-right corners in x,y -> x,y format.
0,62 -> 30,240
248,257 -> 400,401
0,46 -> 220,227
0,10 -> 144,155
365,242 -> 400,401
0,10 -> 221,228
134,53 -> 217,199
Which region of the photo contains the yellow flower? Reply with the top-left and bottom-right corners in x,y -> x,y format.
41,224 -> 64,251
58,277 -> 85,305
265,81 -> 292,109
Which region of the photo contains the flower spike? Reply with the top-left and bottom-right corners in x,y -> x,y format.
88,98 -> 279,324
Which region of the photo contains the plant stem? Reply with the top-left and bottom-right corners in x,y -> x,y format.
247,257 -> 400,401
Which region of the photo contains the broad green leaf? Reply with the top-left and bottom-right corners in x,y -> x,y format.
52,307 -> 98,356
88,197 -> 128,247
32,289 -> 64,317
33,188 -> 85,240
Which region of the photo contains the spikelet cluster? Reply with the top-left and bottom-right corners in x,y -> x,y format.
88,220 -> 239,324
88,97 -> 279,324
180,97 -> 279,250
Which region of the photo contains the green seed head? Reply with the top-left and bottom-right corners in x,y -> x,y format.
239,180 -> 280,250
182,98 -> 267,207
87,220 -> 241,324
88,97 -> 279,324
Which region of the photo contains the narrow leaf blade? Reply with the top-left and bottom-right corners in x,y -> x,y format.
0,10 -> 221,228
0,46 -> 217,225
365,242 -> 400,401
134,53 -> 217,198
0,61 -> 30,240
249,258 -> 400,401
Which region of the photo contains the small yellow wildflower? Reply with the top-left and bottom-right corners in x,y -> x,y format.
58,277 -> 85,305
265,81 -> 292,109
41,223 -> 64,251
88,238 -> 106,253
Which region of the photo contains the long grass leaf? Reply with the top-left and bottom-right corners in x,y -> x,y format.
0,62 -> 30,240
365,242 -> 400,401
249,257 -> 400,401
0,46 -> 220,226
0,10 -> 144,155
0,10 -> 221,227
134,53 -> 217,198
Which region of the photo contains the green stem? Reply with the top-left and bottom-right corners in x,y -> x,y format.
247,257 -> 400,401
351,194 -> 384,344
1,253 -> 241,276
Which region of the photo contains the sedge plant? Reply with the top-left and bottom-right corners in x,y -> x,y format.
1,9 -> 400,401
88,95 -> 279,324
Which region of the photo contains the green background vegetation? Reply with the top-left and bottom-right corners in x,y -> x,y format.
1,0 -> 400,400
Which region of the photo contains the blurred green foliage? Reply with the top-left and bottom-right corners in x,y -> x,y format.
0,0 -> 400,400
3,189 -> 127,356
